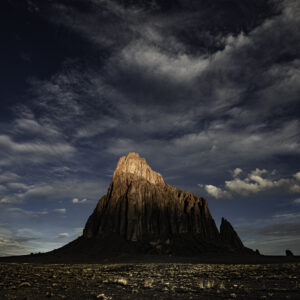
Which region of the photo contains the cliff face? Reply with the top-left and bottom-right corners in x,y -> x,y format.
82,152 -> 249,254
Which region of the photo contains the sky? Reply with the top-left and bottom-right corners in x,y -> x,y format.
0,0 -> 299,256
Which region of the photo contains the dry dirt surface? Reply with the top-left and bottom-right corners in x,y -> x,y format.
0,262 -> 299,299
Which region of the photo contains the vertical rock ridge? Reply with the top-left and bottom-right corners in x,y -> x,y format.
220,217 -> 245,250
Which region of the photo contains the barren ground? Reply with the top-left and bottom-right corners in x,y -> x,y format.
0,262 -> 299,299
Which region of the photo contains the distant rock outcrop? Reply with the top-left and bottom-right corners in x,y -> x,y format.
80,152 -> 252,255
286,249 -> 294,256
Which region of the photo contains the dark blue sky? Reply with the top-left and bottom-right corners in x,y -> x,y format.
0,0 -> 300,256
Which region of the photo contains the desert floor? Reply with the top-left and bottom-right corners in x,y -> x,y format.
0,262 -> 299,299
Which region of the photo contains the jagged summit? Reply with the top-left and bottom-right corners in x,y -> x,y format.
113,152 -> 164,185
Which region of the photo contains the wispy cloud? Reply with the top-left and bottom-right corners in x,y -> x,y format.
74,227 -> 83,235
0,134 -> 75,166
13,0 -> 297,191
53,208 -> 66,214
294,198 -> 300,204
0,226 -> 40,256
0,178 -> 107,205
0,196 -> 17,204
235,217 -> 300,255
6,182 -> 31,191
6,207 -> 48,217
0,172 -> 20,183
56,232 -> 69,238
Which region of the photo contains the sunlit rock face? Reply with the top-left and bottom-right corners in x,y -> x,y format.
112,152 -> 164,185
83,152 -> 250,254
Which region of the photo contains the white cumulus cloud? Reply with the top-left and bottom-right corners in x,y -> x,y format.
201,169 -> 300,198
233,168 -> 243,177
203,185 -> 231,199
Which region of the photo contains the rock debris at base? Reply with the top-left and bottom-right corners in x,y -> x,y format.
0,263 -> 299,299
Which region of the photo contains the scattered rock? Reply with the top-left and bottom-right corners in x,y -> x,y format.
115,278 -> 128,286
0,262 -> 299,299
19,282 -> 31,287
144,279 -> 154,288
46,292 -> 53,298
95,293 -> 111,299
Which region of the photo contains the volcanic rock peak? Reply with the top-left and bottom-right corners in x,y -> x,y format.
81,152 -> 251,255
112,152 -> 164,185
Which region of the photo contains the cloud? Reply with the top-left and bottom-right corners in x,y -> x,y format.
75,117 -> 119,139
53,208 -> 66,214
105,119 -> 300,180
235,218 -> 300,255
26,0 -> 39,13
74,227 -> 83,235
13,0 -> 297,191
0,196 -> 21,204
0,172 -> 20,183
1,178 -> 107,206
6,182 -> 31,191
0,226 -> 39,256
294,172 -> 300,181
56,232 -> 69,238
120,41 -> 209,83
0,185 -> 7,193
14,114 -> 60,137
202,185 -> 230,199
272,212 -> 300,220
225,170 -> 300,196
294,198 -> 300,204
17,228 -> 40,236
0,134 -> 75,166
72,198 -> 87,204
24,179 -> 106,200
6,207 -> 48,217
233,168 -> 243,178
202,169 -> 300,198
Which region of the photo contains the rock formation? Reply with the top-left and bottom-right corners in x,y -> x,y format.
80,152 -> 251,255
220,218 -> 245,251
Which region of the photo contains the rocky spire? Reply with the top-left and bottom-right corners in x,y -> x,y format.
220,217 -> 245,250
82,153 -> 250,255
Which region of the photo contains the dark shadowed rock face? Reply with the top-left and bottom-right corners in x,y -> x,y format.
82,152 -> 250,255
220,218 -> 245,251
